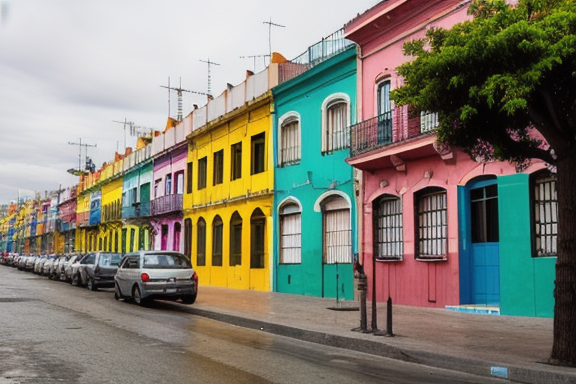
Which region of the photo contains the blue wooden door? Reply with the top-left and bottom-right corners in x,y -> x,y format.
470,182 -> 500,305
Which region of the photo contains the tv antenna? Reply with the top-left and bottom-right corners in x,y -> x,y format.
68,138 -> 96,176
161,77 -> 211,121
240,54 -> 271,72
112,118 -> 133,149
199,58 -> 220,96
263,17 -> 285,58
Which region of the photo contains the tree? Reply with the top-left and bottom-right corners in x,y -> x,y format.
391,0 -> 576,366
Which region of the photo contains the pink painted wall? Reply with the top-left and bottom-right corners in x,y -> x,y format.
360,145 -> 540,307
151,146 -> 187,252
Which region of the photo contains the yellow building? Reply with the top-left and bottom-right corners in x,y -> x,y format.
184,58 -> 283,292
99,155 -> 124,253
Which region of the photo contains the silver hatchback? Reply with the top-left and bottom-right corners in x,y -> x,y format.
114,251 -> 198,306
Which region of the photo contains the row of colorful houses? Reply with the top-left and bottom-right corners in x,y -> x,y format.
0,0 -> 557,317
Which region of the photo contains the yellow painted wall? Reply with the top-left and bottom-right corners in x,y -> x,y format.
101,175 -> 123,252
184,95 -> 274,291
75,192 -> 90,252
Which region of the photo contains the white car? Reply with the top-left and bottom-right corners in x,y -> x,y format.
114,251 -> 198,306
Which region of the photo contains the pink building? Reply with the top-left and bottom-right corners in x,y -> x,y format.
344,0 -> 553,313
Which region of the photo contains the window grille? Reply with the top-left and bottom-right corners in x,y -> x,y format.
374,196 -> 403,260
280,118 -> 300,166
534,174 -> 558,256
416,189 -> 447,259
279,204 -> 301,264
420,111 -> 439,132
323,199 -> 351,264
325,102 -> 349,152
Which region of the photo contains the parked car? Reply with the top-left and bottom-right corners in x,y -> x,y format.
48,255 -> 66,280
114,250 -> 198,306
6,253 -> 16,266
33,255 -> 46,274
25,255 -> 37,272
17,255 -> 29,270
63,254 -> 81,282
41,254 -> 57,276
71,252 -> 122,290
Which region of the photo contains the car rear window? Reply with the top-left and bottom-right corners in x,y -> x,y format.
99,253 -> 123,266
142,254 -> 192,269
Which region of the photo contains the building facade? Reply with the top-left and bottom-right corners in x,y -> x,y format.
344,0 -> 556,316
272,42 -> 358,299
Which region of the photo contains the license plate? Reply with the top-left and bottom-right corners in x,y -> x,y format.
166,288 -> 177,294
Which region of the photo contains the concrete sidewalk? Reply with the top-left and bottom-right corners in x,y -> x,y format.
188,286 -> 576,384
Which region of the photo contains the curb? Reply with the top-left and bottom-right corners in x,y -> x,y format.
186,306 -> 576,384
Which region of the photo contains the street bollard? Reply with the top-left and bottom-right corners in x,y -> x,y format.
374,296 -> 394,337
351,265 -> 368,333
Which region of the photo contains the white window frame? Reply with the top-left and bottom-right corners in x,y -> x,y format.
278,111 -> 301,166
321,93 -> 350,153
321,195 -> 352,264
279,200 -> 302,264
533,172 -> 558,257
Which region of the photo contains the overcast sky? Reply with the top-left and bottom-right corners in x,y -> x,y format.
0,0 -> 377,205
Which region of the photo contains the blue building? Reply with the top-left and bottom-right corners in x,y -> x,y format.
272,35 -> 358,300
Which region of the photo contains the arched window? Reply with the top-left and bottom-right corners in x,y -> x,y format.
321,195 -> 351,264
279,202 -> 301,264
322,94 -> 350,153
279,113 -> 300,166
415,187 -> 447,259
230,212 -> 242,266
250,208 -> 266,268
196,217 -> 206,266
212,216 -> 223,266
532,171 -> 558,257
373,195 -> 403,260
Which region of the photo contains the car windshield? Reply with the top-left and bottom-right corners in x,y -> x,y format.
99,253 -> 122,266
142,254 -> 192,269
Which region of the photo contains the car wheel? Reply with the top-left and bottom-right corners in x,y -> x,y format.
71,273 -> 79,286
133,285 -> 149,306
114,283 -> 122,301
181,294 -> 197,305
87,278 -> 97,291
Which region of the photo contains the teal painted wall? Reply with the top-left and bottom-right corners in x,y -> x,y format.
497,173 -> 555,317
272,47 -> 357,300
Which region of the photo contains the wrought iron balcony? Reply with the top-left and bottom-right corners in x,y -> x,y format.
151,194 -> 183,216
349,110 -> 439,157
122,201 -> 151,219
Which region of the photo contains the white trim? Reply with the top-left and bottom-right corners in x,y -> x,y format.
321,93 -> 351,153
313,190 -> 351,212
278,111 -> 301,166
277,196 -> 303,214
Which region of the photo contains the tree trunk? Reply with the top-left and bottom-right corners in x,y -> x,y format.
550,153 -> 576,366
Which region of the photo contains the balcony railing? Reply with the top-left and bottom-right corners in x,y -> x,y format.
151,194 -> 183,216
279,29 -> 355,83
122,201 -> 151,219
350,110 -> 439,157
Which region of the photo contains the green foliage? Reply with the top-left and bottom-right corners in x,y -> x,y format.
391,0 -> 576,165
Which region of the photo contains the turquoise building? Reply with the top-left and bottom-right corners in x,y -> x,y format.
272,41 -> 358,300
